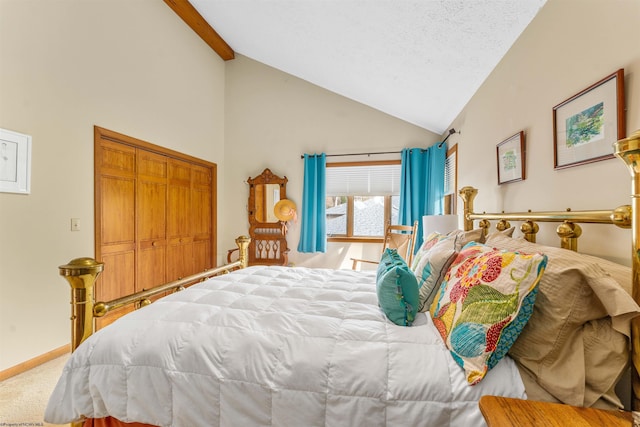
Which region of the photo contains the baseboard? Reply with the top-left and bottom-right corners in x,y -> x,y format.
0,344 -> 70,381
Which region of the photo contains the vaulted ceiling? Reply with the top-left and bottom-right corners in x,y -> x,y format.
165,0 -> 547,135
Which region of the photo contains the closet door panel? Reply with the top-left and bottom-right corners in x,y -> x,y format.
138,247 -> 166,297
167,159 -> 191,239
101,176 -> 135,244
99,140 -> 136,175
167,158 -> 193,280
98,251 -> 135,302
95,247 -> 135,330
192,164 -> 213,271
166,239 -> 194,280
137,151 -> 168,292
95,139 -> 136,309
192,165 -> 211,236
193,239 -> 211,272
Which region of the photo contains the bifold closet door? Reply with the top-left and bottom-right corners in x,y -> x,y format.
94,126 -> 217,329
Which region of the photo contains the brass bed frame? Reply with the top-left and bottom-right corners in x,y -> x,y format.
58,236 -> 250,355
58,131 -> 640,422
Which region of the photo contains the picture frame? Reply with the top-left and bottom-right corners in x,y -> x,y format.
553,69 -> 625,170
497,131 -> 525,185
0,128 -> 32,194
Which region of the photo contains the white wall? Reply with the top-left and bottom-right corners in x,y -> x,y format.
0,0 -> 226,370
223,55 -> 439,269
447,0 -> 640,266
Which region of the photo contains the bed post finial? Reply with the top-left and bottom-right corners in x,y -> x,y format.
479,219 -> 491,239
556,221 -> 582,251
459,186 -> 477,231
614,129 -> 640,414
58,258 -> 104,352
236,235 -> 251,268
520,220 -> 539,243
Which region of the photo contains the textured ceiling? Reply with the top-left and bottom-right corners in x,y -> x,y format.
190,0 -> 546,134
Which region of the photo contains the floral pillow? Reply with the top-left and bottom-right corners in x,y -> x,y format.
377,248 -> 419,326
429,242 -> 548,385
410,232 -> 460,312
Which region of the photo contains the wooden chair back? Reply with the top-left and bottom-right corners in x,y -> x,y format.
351,220 -> 419,270
382,221 -> 419,266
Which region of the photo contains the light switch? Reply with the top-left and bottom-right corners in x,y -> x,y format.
71,218 -> 80,231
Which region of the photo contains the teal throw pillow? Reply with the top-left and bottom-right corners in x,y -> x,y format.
376,249 -> 419,326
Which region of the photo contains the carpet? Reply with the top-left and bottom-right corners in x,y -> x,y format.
0,354 -> 69,427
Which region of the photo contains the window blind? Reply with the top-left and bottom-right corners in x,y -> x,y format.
326,164 -> 401,196
444,150 -> 457,196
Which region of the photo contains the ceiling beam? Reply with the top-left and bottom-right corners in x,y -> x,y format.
163,0 -> 235,61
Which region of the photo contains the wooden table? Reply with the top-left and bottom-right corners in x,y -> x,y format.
479,396 -> 634,426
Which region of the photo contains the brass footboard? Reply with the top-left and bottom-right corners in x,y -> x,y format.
59,235 -> 251,352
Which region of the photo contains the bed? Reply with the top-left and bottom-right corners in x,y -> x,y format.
45,131 -> 640,426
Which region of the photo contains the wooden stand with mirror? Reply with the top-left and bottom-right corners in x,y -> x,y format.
247,168 -> 290,266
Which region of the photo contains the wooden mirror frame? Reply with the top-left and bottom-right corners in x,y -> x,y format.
246,169 -> 290,266
248,168 -> 288,225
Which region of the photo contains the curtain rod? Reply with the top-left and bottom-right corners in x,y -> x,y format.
299,129 -> 458,158
299,143 -> 449,160
300,150 -> 401,159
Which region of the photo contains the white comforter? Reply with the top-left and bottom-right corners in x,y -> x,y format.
45,266 -> 526,426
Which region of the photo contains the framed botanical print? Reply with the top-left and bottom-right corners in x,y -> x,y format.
553,69 -> 625,170
497,131 -> 525,185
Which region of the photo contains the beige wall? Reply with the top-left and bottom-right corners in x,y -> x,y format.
0,0 -> 226,370
447,0 -> 640,265
223,55 -> 439,269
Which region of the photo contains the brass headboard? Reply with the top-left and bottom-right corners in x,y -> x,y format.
459,186 -> 631,251
459,129 -> 640,414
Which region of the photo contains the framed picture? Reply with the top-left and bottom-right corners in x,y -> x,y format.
497,131 -> 525,185
0,128 -> 32,194
553,69 -> 625,170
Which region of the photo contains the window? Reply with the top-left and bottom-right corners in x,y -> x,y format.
325,161 -> 401,241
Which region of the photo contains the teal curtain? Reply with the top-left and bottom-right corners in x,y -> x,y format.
399,143 -> 447,250
298,153 -> 327,253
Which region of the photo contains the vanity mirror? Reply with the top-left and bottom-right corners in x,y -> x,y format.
246,168 -> 290,266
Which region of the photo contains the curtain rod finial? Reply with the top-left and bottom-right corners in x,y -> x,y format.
440,128 -> 461,145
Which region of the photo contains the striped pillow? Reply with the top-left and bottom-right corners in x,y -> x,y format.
411,232 -> 459,311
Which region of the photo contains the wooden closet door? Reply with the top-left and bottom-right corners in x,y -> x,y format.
192,164 -> 213,272
94,139 -> 136,328
137,150 -> 168,293
95,126 -> 217,326
167,158 -> 193,281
